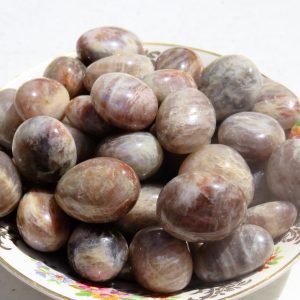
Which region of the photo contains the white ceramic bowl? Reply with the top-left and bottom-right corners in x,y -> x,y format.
0,43 -> 299,300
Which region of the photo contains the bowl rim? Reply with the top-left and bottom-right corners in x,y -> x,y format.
1,252 -> 299,300
0,42 -> 299,300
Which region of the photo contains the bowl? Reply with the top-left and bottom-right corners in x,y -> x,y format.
0,43 -> 299,300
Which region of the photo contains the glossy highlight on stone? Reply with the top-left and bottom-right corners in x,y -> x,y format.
14,78 -> 70,120
194,224 -> 274,282
179,144 -> 254,205
55,157 -> 140,223
44,56 -> 86,98
117,184 -> 163,234
157,171 -> 247,242
16,188 -> 70,252
253,78 -> 300,129
267,139 -> 300,210
218,112 -> 286,163
84,54 -> 154,91
96,132 -> 163,180
143,69 -> 197,104
12,116 -> 77,184
0,89 -> 23,150
0,151 -> 22,217
68,224 -> 128,282
91,73 -> 158,131
197,55 -> 262,121
155,47 -> 203,78
129,227 -> 193,293
245,201 -> 297,239
65,95 -> 112,137
76,26 -> 144,65
156,88 -> 216,154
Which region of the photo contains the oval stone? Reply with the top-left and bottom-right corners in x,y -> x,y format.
155,47 -> 203,78
143,69 -> 197,104
0,151 -> 22,217
156,88 -> 216,154
267,139 -> 300,210
197,55 -> 262,121
12,116 -> 77,184
157,171 -> 247,242
55,157 -> 140,223
65,95 -> 112,137
76,26 -> 144,64
129,227 -> 193,293
17,188 -> 70,252
68,224 -> 128,282
96,132 -> 163,180
218,112 -> 285,163
253,78 -> 300,130
64,124 -> 96,163
117,184 -> 163,234
84,53 -> 154,91
194,224 -> 274,282
245,201 -> 297,239
179,144 -> 254,205
0,89 -> 23,150
15,78 -> 70,120
91,73 -> 158,131
44,56 -> 86,98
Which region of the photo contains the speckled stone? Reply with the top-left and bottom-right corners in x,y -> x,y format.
117,184 -> 163,234
65,95 -> 112,137
91,73 -> 158,131
76,26 -> 144,65
245,201 -> 297,239
84,54 -> 154,91
68,224 -> 128,282
218,112 -> 286,163
64,124 -> 96,163
44,56 -> 86,98
15,78 -> 70,120
179,144 -> 254,205
194,224 -> 274,282
253,78 -> 300,129
155,47 -> 203,78
0,151 -> 22,217
156,88 -> 216,154
96,132 -> 163,180
143,69 -> 197,104
197,55 -> 262,121
267,139 -> 300,210
157,171 -> 247,242
129,227 -> 193,293
0,89 -> 23,150
12,116 -> 77,184
16,188 -> 70,252
55,157 -> 140,223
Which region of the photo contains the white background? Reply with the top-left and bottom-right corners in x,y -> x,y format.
0,0 -> 299,299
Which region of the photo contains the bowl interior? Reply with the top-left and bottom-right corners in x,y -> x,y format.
0,43 -> 299,300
